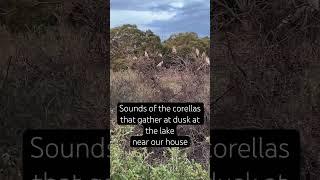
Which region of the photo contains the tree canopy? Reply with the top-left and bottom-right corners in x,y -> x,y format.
110,24 -> 162,59
163,32 -> 209,57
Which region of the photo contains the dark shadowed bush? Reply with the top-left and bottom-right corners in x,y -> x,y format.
212,0 -> 320,178
0,1 -> 109,178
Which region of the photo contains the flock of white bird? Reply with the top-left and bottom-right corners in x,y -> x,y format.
140,46 -> 210,70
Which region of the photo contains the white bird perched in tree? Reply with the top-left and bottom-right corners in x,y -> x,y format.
158,53 -> 163,58
195,48 -> 200,57
133,56 -> 138,60
205,56 -> 210,65
156,61 -> 164,67
201,52 -> 206,59
172,46 -> 177,54
144,51 -> 149,58
196,53 -> 210,71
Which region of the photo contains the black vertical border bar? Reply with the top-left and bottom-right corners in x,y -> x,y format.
106,0 -> 111,177
106,0 -> 110,130
210,1 -> 214,121
209,0 -> 214,178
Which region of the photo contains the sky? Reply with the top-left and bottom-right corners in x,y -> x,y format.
110,0 -> 210,40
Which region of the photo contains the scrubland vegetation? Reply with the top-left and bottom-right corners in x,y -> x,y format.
0,0 -> 319,179
110,24 -> 210,179
0,0 -> 210,179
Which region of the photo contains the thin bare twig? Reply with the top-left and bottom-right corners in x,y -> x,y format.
213,86 -> 235,104
224,31 -> 247,78
1,56 -> 12,91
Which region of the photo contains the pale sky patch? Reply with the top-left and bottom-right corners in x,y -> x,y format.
169,1 -> 185,8
110,0 -> 210,40
111,10 -> 176,28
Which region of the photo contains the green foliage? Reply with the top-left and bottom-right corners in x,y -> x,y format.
111,126 -> 209,180
110,25 -> 210,70
163,32 -> 209,57
111,24 -> 162,58
110,24 -> 164,71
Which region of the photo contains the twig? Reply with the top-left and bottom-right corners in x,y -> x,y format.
214,0 -> 242,22
224,31 -> 247,78
1,56 -> 12,91
213,86 -> 235,104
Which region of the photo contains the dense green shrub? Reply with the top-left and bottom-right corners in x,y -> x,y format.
111,126 -> 209,180
110,25 -> 210,70
110,24 -> 162,58
163,32 -> 209,57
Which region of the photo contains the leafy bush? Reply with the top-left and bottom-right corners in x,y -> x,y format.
110,24 -> 162,59
110,25 -> 210,71
163,32 -> 209,57
111,127 -> 209,180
